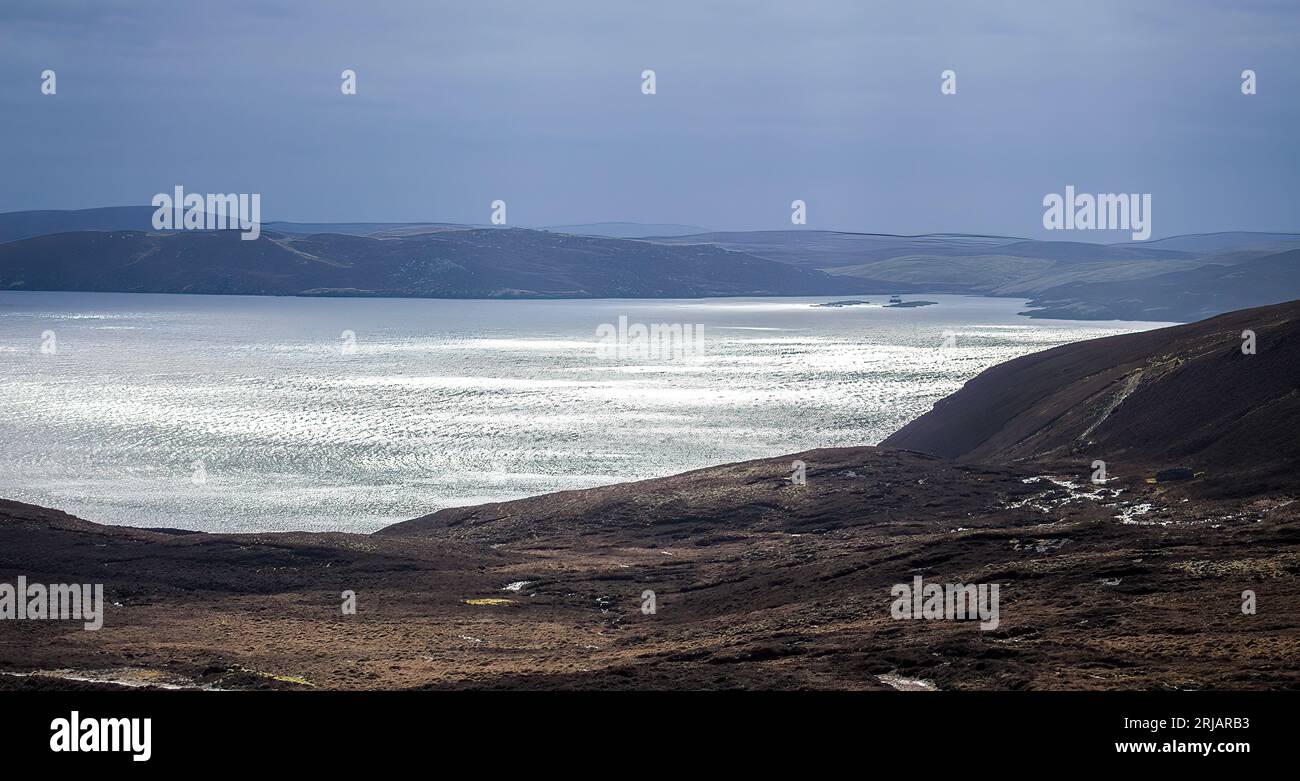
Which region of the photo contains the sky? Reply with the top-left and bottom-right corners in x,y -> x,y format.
1,0 -> 1297,238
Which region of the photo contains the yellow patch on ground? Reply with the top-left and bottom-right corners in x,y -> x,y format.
465,598 -> 514,606
232,665 -> 314,687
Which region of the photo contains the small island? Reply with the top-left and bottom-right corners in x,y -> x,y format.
885,300 -> 938,308
812,300 -> 872,308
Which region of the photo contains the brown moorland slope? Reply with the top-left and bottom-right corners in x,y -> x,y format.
4,447 -> 1298,691
884,299 -> 1300,496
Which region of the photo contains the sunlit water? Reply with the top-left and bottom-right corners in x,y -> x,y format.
0,292 -> 1173,532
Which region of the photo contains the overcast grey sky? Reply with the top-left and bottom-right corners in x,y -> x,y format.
1,0 -> 1296,237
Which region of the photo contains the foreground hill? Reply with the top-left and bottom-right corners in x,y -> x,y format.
0,228 -> 865,298
4,444 -> 1296,691
3,302 -> 1297,690
883,299 -> 1300,496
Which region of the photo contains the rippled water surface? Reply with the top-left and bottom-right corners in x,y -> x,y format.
0,292 -> 1170,532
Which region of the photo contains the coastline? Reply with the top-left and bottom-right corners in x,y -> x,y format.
3,300 -> 1298,690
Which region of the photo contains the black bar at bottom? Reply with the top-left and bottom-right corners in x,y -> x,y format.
0,690 -> 1284,768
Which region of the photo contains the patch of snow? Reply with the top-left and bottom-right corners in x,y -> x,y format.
1115,503 -> 1155,523
1005,476 -> 1116,512
877,673 -> 938,691
0,668 -> 204,690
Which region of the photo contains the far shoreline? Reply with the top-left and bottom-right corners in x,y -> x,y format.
0,288 -> 1187,326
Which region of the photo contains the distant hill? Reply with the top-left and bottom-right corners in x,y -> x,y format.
541,222 -> 711,238
266,221 -> 468,236
0,207 -> 476,242
646,230 -> 1024,268
0,209 -> 715,242
967,240 -> 1193,262
1022,248 -> 1300,321
0,206 -> 159,242
1112,232 -> 1300,254
646,229 -> 1299,319
0,227 -> 870,298
3,210 -> 1298,317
